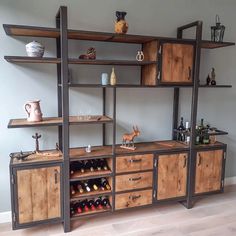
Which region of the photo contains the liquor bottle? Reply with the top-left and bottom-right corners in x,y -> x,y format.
100,158 -> 109,171
87,199 -> 96,211
75,201 -> 83,214
185,121 -> 190,144
76,181 -> 84,194
84,160 -> 94,172
101,197 -> 111,209
70,162 -> 77,175
195,126 -> 200,145
84,181 -> 91,192
94,197 -> 103,210
100,178 -> 111,190
202,125 -> 210,144
88,179 -> 98,191
177,117 -> 186,141
70,184 -> 76,195
198,119 -> 205,144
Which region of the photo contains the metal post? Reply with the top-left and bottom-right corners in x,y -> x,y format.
56,16 -> 62,151
58,6 -> 70,232
112,88 -> 116,154
172,88 -> 179,140
102,88 -> 106,146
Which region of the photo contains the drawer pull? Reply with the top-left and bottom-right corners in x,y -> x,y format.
129,194 -> 141,201
129,177 -> 142,181
54,169 -> 59,184
183,156 -> 187,168
188,67 -> 192,80
129,159 -> 142,163
198,154 -> 202,166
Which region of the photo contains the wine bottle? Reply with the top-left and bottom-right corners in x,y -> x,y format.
70,162 -> 77,175
70,203 -> 76,216
88,179 -> 98,191
80,200 -> 89,212
101,197 -> 111,209
185,121 -> 190,144
84,160 -> 94,172
100,178 -> 111,190
195,126 -> 200,145
100,158 -> 108,171
70,184 -> 76,195
94,159 -> 102,171
177,117 -> 186,141
94,197 -> 103,210
84,181 -> 91,192
75,201 -> 83,214
76,161 -> 85,173
76,181 -> 84,194
87,200 -> 96,211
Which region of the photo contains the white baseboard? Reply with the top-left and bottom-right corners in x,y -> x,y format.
225,176 -> 236,186
0,177 -> 235,224
0,211 -> 11,224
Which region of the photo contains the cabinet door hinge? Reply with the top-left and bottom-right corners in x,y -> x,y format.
154,159 -> 158,168
221,180 -> 224,188
157,71 -> 161,80
158,46 -> 162,54
224,152 -> 226,160
11,174 -> 15,185
153,190 -> 156,199
13,212 -> 16,222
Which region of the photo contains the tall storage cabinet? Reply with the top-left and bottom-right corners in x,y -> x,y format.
4,6 -> 234,232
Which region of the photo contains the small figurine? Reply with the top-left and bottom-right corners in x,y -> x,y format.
211,67 -> 216,85
79,47 -> 96,60
32,133 -> 42,153
10,151 -> 35,161
136,51 -> 144,61
114,11 -> 128,34
121,126 -> 140,150
206,74 -> 211,85
110,67 -> 117,85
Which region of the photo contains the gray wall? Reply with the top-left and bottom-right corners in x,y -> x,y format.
0,0 -> 235,212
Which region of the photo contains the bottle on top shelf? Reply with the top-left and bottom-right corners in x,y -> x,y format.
177,117 -> 186,141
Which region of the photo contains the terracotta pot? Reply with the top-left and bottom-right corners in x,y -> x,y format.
24,100 -> 43,122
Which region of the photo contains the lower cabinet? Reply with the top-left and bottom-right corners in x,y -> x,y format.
11,163 -> 62,229
195,149 -> 224,194
157,153 -> 188,200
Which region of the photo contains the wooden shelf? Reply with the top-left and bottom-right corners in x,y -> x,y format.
8,115 -> 113,128
69,59 -> 157,66
70,170 -> 112,180
70,146 -> 113,160
71,189 -> 112,199
4,56 -> 60,64
4,24 -> 234,48
71,208 -> 111,219
201,40 -> 235,49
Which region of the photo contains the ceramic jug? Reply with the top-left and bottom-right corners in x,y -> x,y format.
24,100 -> 43,122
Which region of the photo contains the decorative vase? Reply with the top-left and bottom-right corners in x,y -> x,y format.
114,11 -> 128,34
24,100 -> 43,122
110,67 -> 117,85
26,41 -> 45,57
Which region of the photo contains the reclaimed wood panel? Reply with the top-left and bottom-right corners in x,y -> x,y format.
116,154 -> 154,173
17,166 -> 61,224
195,150 -> 223,194
141,40 -> 159,86
157,153 -> 188,200
115,189 -> 152,210
161,43 -> 194,83
116,171 -> 153,192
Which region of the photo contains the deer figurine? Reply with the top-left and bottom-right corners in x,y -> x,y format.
121,126 -> 140,150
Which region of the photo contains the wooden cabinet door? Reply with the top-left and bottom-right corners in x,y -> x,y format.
195,150 -> 223,194
15,165 -> 61,226
157,153 -> 188,200
161,43 -> 194,84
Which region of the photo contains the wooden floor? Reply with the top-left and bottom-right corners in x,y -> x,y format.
1,185 -> 236,236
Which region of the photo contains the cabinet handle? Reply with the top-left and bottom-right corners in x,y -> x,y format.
129,194 -> 141,201
198,154 -> 202,166
129,159 -> 142,163
178,180 -> 181,191
188,67 -> 192,80
54,169 -> 59,184
183,156 -> 187,168
129,176 -> 142,181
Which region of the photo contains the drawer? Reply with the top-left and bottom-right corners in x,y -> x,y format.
115,189 -> 152,210
116,154 -> 153,173
116,171 -> 153,192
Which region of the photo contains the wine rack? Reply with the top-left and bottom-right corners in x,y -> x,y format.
70,177 -> 112,199
70,195 -> 112,218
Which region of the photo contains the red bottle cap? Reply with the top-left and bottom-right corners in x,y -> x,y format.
77,207 -> 83,214
84,206 -> 89,212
